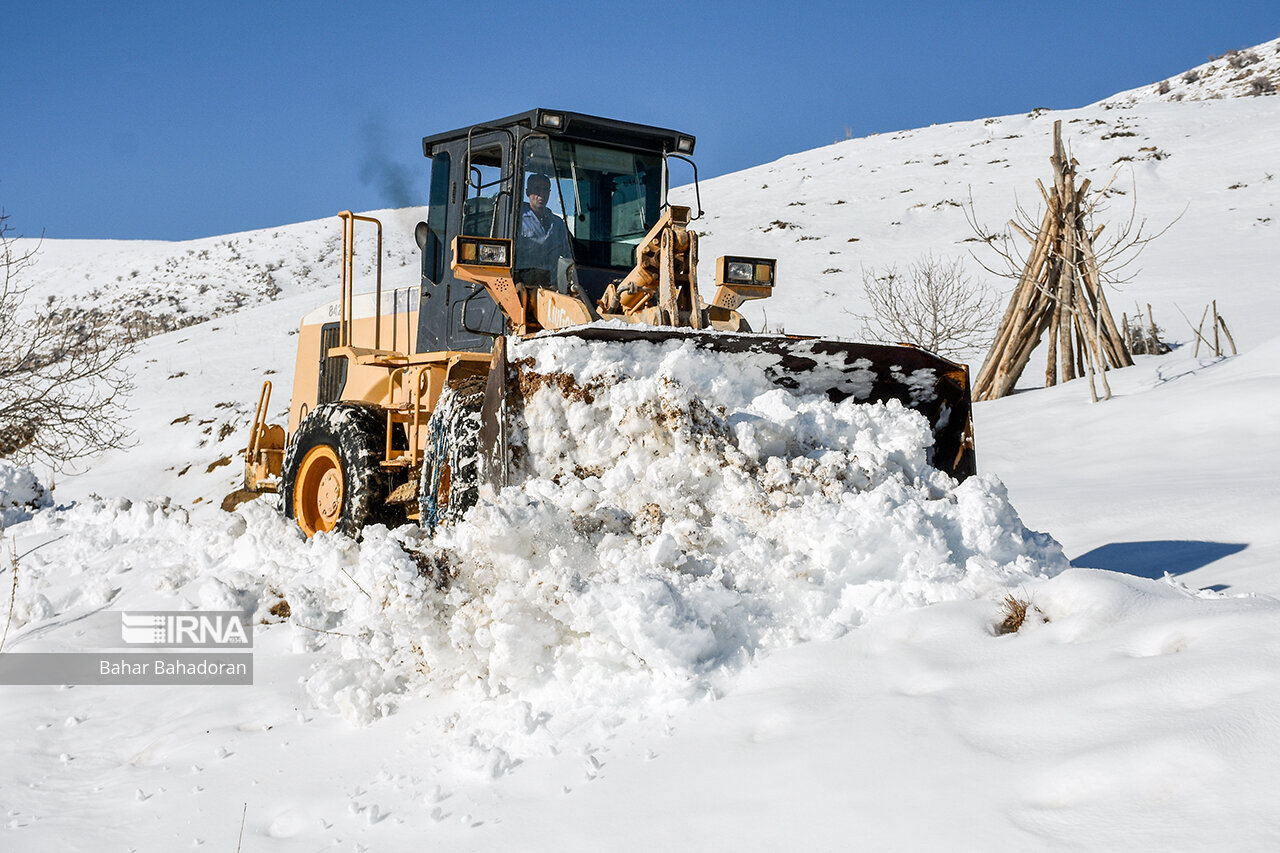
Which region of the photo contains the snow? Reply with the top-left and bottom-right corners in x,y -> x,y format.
1100,36 -> 1280,106
0,461 -> 52,527
3,38 -> 1280,852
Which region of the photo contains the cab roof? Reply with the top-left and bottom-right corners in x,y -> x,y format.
421,109 -> 694,158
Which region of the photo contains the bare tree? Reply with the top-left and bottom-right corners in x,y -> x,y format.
0,211 -> 135,469
854,254 -> 997,358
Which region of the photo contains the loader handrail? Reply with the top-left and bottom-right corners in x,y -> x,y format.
663,153 -> 704,221
242,378 -> 286,494
247,380 -> 272,461
338,211 -> 384,350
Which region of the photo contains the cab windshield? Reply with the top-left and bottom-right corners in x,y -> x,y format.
518,137 -> 663,275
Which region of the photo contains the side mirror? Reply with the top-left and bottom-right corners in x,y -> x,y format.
414,221 -> 429,250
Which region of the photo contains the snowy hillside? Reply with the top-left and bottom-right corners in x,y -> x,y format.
10,209 -> 424,336
684,95 -> 1279,356
1101,35 -> 1280,105
4,40 -> 1280,852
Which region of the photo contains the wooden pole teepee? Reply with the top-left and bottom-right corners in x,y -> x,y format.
973,121 -> 1133,402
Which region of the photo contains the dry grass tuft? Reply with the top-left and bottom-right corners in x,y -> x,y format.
997,593 -> 1047,635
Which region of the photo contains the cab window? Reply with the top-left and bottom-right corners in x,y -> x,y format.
461,146 -> 507,239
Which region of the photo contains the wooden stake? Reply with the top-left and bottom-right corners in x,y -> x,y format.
1059,201 -> 1078,382
1218,313 -> 1238,355
994,308 -> 1054,399
1079,234 -> 1132,366
1075,312 -> 1087,372
1036,178 -> 1052,208
1074,282 -> 1112,401
1212,299 -> 1221,357
974,207 -> 1056,396
1045,283 -> 1060,387
1009,221 -> 1037,244
1089,310 -> 1113,401
1076,313 -> 1099,403
1095,293 -> 1112,400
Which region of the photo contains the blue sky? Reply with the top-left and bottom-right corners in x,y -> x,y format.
2,1 -> 1276,240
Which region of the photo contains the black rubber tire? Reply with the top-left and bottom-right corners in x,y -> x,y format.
279,402 -> 400,538
418,378 -> 486,532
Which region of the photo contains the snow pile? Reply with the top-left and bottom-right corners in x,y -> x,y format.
359,334 -> 1066,753
0,460 -> 53,527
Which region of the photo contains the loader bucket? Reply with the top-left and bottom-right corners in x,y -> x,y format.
479,326 -> 976,492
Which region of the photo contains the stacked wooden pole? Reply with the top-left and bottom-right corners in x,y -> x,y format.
1189,300 -> 1238,357
973,121 -> 1133,402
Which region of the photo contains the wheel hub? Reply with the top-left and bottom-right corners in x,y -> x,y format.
294,444 -> 344,536
317,469 -> 342,521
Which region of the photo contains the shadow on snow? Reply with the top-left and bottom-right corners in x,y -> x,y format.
1071,540 -> 1248,584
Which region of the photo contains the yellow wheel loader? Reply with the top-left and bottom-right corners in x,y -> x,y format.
240,109 -> 976,537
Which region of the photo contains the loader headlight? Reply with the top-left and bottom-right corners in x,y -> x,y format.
718,256 -> 776,287
457,236 -> 511,268
539,111 -> 565,130
726,260 -> 754,282
676,136 -> 695,154
478,243 -> 508,265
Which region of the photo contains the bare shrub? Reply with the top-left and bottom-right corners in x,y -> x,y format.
1124,316 -> 1170,355
1182,69 -> 1201,84
1157,80 -> 1171,95
854,254 -> 997,358
1249,76 -> 1276,95
1226,49 -> 1260,69
1,211 -> 136,469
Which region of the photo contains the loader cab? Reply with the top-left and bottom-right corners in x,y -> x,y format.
415,109 -> 695,354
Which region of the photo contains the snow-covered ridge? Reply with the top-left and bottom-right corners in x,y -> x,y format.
11,208 -> 424,338
1101,36 -> 1280,106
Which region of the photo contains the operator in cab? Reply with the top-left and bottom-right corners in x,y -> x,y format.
514,173 -> 572,290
